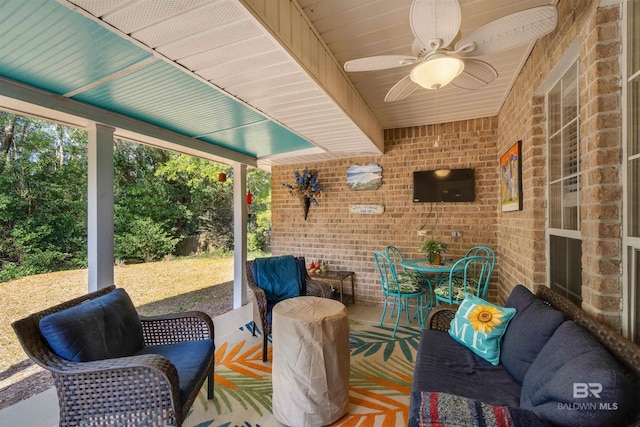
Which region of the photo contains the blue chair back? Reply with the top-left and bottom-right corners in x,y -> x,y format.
465,246 -> 496,298
374,251 -> 399,296
385,246 -> 405,274
437,255 -> 492,304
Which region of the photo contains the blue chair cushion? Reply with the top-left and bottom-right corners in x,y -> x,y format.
500,285 -> 566,384
448,293 -> 516,366
137,339 -> 214,405
251,257 -> 306,326
411,329 -> 522,407
251,257 -> 306,289
255,255 -> 302,303
39,288 -> 144,362
521,321 -> 635,427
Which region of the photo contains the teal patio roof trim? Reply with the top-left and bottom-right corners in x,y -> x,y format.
0,0 -> 316,161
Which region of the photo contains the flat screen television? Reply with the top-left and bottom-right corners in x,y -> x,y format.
413,168 -> 475,202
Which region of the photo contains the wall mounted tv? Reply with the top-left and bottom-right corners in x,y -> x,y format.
413,168 -> 475,202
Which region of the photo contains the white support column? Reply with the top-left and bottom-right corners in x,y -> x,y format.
233,163 -> 248,308
87,124 -> 115,293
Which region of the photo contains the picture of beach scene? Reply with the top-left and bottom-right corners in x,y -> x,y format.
347,163 -> 382,191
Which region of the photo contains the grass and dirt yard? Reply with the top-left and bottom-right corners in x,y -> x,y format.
0,255 -> 247,409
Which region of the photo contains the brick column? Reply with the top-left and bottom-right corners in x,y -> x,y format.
579,4 -> 623,329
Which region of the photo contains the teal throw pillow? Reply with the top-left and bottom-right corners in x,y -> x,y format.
448,293 -> 516,366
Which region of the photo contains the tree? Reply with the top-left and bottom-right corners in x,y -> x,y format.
247,167 -> 272,252
156,154 -> 234,252
0,114 -> 88,279
0,113 -> 272,281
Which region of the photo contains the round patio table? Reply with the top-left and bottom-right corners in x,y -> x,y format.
271,296 -> 350,427
400,258 -> 458,274
401,258 -> 462,287
401,259 -> 464,308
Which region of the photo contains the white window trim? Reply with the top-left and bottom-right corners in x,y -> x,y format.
622,0 -> 639,340
541,40 -> 582,295
546,228 -> 582,240
535,40 -> 579,97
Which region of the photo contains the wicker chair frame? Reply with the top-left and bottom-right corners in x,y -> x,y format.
425,285 -> 640,424
245,256 -> 333,362
12,285 -> 214,427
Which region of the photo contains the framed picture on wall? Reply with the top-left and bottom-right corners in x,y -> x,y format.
346,163 -> 382,191
500,141 -> 523,212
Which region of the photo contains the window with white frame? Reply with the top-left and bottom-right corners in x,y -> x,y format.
627,0 -> 640,344
547,60 -> 582,304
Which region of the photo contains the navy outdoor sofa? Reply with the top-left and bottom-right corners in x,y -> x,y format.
408,285 -> 640,427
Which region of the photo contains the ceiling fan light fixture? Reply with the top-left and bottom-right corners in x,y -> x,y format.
410,55 -> 464,90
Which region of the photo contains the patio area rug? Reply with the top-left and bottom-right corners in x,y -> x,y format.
184,319 -> 422,427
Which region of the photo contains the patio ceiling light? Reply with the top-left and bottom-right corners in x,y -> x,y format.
410,55 -> 465,90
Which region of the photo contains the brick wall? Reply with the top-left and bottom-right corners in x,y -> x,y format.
272,118 -> 499,305
271,0 -> 624,329
496,0 -> 623,328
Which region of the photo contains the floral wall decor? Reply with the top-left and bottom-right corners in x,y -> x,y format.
282,167 -> 324,220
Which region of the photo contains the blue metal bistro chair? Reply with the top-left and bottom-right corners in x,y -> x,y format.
374,251 -> 427,337
464,246 -> 496,299
433,255 -> 492,305
385,245 -> 434,312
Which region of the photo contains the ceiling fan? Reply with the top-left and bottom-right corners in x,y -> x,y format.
343,0 -> 558,102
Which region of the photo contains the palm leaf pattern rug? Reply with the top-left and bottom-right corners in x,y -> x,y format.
184,319 -> 421,427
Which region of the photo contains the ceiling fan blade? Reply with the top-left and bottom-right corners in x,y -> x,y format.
455,5 -> 557,56
344,55 -> 418,72
384,75 -> 420,102
410,0 -> 461,51
451,59 -> 498,90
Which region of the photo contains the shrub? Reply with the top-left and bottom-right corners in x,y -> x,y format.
115,218 -> 180,263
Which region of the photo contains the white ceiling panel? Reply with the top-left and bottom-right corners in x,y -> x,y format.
63,0 -> 383,168
59,0 -> 557,166
197,51 -> 294,82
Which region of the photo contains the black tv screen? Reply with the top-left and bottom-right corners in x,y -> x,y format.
413,168 -> 475,202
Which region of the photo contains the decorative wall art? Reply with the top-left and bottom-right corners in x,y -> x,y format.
347,163 -> 382,191
349,204 -> 384,215
282,168 -> 324,220
500,141 -> 523,212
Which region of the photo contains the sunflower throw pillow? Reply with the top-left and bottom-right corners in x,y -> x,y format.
448,293 -> 516,366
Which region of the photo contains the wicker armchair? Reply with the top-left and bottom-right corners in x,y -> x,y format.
12,285 -> 214,427
246,256 -> 333,361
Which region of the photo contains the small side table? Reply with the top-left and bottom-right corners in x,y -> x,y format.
310,270 -> 355,304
